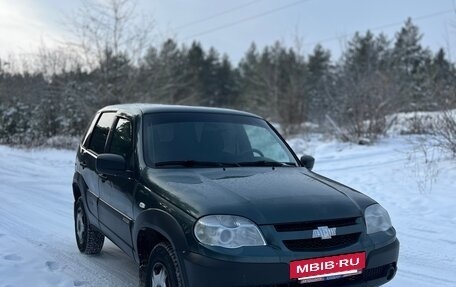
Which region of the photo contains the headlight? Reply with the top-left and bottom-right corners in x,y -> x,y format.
194,215 -> 266,248
365,204 -> 392,234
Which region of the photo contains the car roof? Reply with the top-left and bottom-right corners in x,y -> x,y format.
98,103 -> 261,119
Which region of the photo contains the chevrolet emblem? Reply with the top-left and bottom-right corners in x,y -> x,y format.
312,226 -> 336,240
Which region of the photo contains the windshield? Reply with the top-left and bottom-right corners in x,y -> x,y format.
143,112 -> 298,167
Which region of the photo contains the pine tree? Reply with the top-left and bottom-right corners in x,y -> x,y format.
185,42 -> 207,105
238,43 -> 265,115
215,55 -> 240,108
307,44 -> 333,122
426,48 -> 456,108
201,47 -> 221,106
334,31 -> 396,142
139,39 -> 191,104
92,48 -> 132,106
392,18 -> 432,110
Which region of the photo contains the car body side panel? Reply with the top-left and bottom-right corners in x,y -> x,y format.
72,171 -> 99,229
98,175 -> 137,248
74,146 -> 101,225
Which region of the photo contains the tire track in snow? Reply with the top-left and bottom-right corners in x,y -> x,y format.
0,148 -> 138,287
0,196 -> 138,287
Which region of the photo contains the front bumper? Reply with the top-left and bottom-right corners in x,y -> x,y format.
182,238 -> 399,287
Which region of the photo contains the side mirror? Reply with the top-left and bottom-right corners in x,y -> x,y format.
300,155 -> 315,170
96,153 -> 126,176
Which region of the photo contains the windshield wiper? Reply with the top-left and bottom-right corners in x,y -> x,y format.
237,160 -> 297,167
155,160 -> 240,168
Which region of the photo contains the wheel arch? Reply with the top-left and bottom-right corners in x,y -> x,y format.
72,172 -> 98,222
72,172 -> 88,202
73,182 -> 82,201
134,208 -> 190,286
133,208 -> 190,264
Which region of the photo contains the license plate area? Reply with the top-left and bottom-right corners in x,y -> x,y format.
290,252 -> 366,282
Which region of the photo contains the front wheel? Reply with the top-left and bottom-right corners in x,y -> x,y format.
146,242 -> 184,287
74,197 -> 105,254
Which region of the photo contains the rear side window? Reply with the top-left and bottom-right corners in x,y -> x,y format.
88,112 -> 116,154
109,118 -> 133,161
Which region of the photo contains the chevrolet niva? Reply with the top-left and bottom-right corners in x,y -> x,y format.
72,104 -> 399,287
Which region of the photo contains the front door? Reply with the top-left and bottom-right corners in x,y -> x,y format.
98,117 -> 136,250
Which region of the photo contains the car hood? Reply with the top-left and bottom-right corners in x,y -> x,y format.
143,167 -> 376,225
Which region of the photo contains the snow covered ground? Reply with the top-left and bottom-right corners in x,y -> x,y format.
1,135 -> 455,286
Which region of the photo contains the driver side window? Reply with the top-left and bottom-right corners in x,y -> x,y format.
109,118 -> 133,167
244,125 -> 289,162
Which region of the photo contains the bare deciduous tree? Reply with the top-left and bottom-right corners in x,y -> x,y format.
432,110 -> 456,156
63,0 -> 154,105
66,0 -> 154,68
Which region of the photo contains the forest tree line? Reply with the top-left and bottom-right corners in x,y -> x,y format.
0,18 -> 455,146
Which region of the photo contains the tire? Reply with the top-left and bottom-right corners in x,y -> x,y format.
145,242 -> 184,287
74,197 -> 105,254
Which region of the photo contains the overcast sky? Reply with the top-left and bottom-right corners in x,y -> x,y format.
1,0 -> 456,63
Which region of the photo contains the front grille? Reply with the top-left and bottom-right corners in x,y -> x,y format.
275,217 -> 359,232
283,233 -> 360,251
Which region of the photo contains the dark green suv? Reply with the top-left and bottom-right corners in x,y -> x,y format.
72,104 -> 399,287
